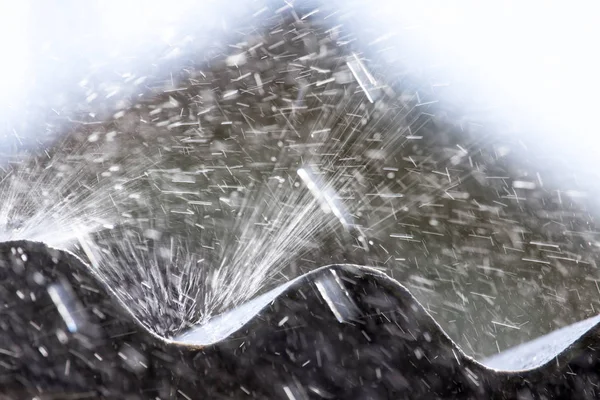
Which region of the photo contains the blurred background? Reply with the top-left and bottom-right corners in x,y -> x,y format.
1,0 -> 599,360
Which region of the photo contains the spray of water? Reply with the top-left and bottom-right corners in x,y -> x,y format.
73,156 -> 361,337
9,3 -> 598,361
0,138 -> 154,247
0,7 -> 426,340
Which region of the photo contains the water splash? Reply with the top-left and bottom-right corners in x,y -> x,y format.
0,140 -> 153,247
0,8 -> 406,338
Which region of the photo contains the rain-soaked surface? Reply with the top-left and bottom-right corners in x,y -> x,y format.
1,1 -> 600,398
4,239 -> 600,398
